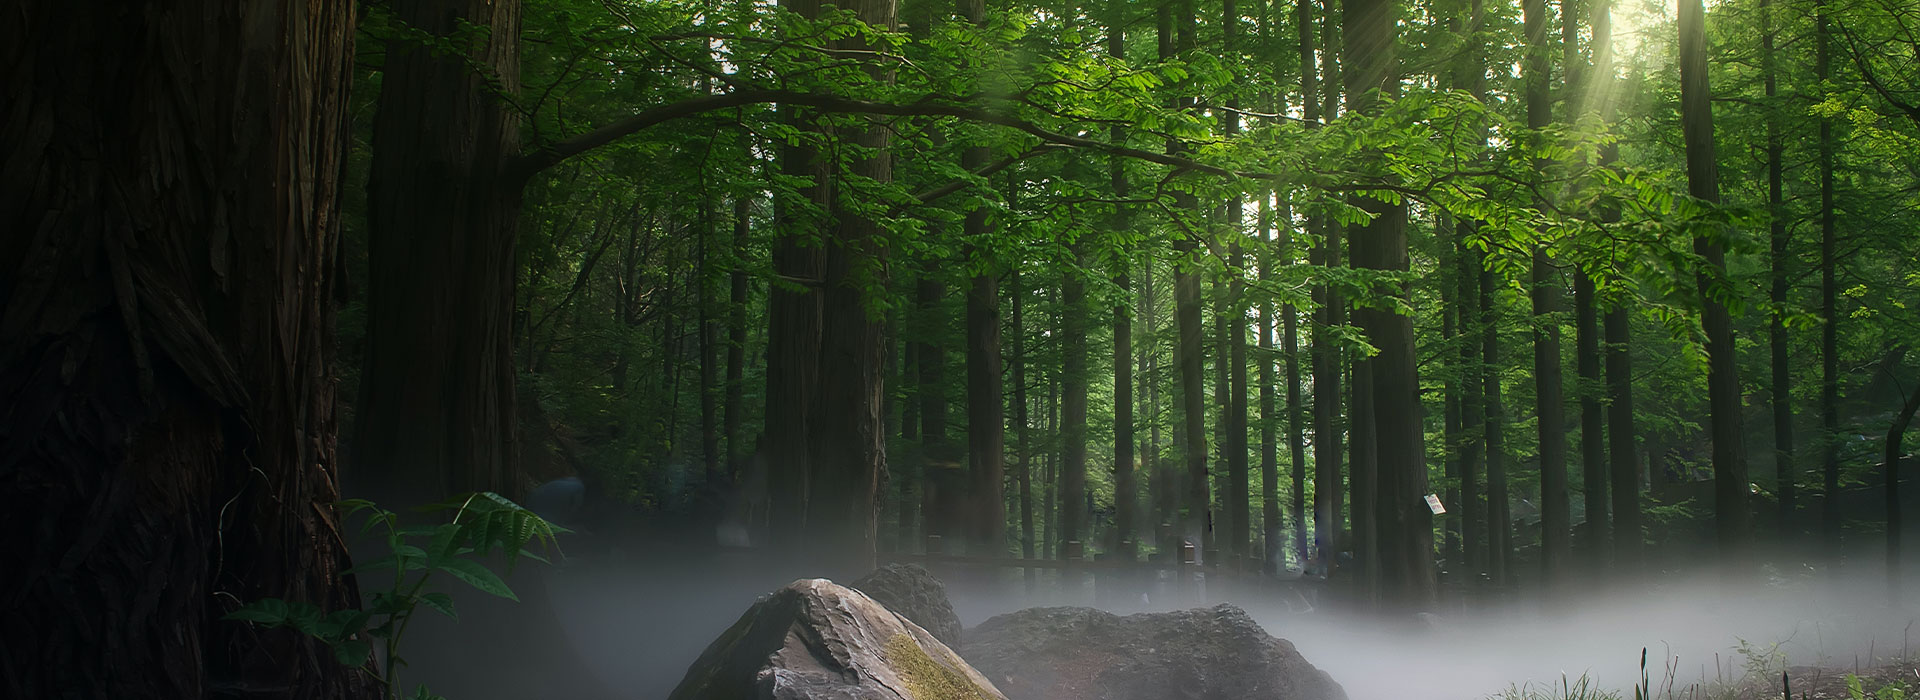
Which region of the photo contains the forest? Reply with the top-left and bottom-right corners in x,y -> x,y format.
4,0 -> 1920,697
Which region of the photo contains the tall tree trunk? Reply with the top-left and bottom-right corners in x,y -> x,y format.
1063,251 -> 1090,556
1165,0 -> 1212,558
1457,223 -> 1485,580
700,201 -> 722,491
967,268 -> 1006,552
357,0 -> 525,504
726,194 -> 752,482
1483,251 -> 1512,586
960,0 -> 1005,555
1110,0 -> 1137,559
1576,272 -> 1607,562
1346,0 -> 1433,609
1223,0 -> 1253,567
1,0 -> 369,696
1524,0 -> 1571,589
1761,0 -> 1796,532
1015,270 -> 1035,561
916,276 -> 951,539
803,0 -> 898,575
1606,306 -> 1641,567
1573,0 -> 1611,569
1680,0 -> 1752,560
1817,0 -> 1842,547
1443,233 -> 1464,572
1259,200 -> 1274,567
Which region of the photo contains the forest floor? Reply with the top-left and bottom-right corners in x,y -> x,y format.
1681,660 -> 1920,700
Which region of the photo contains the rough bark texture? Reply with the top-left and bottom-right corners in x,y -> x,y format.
356,0 -> 525,503
0,1 -> 369,697
966,265 -> 1005,552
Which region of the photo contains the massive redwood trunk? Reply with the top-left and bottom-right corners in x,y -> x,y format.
1,1 -> 369,697
355,0 -> 525,503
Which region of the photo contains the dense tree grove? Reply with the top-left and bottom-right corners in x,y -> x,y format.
8,0 -> 1920,687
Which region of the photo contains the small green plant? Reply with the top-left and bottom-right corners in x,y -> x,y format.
224,492 -> 567,700
1846,674 -> 1913,700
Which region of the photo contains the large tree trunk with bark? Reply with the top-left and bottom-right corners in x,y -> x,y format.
1345,0 -> 1433,610
1,1 -> 370,697
356,0 -> 525,504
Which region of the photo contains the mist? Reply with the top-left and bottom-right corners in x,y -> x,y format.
386,534 -> 1920,700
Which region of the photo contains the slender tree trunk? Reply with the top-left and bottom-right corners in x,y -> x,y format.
357,0 -> 526,504
1818,0 -> 1843,547
726,194 -> 751,482
2,1 -> 369,695
1015,270 -> 1035,561
1524,0 -> 1571,589
967,268 -> 1006,552
1761,0 -> 1796,533
1063,251 -> 1090,556
1110,0 -> 1137,560
700,201 -> 722,491
1576,271 -> 1607,562
1680,0 -> 1752,560
1261,201 -> 1285,569
1046,334 -> 1060,559
1484,251 -> 1512,587
1457,225 -> 1485,581
916,276 -> 951,539
1443,233 -> 1464,572
1295,0 -> 1323,569
1165,0 -> 1212,559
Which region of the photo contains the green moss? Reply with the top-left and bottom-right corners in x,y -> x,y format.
883,633 -> 995,700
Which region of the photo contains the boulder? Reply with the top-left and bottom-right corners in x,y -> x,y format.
852,564 -> 964,648
669,578 -> 1006,700
961,604 -> 1346,700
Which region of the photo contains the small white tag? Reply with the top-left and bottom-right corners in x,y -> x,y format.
1425,494 -> 1446,515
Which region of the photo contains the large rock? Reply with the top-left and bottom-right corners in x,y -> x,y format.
852,564 -> 964,648
961,604 -> 1347,700
669,578 -> 1006,700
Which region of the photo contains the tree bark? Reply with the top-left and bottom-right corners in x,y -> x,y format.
357,0 -> 526,504
1525,0 -> 1571,589
1761,0 -> 1796,532
1,0 -> 370,696
1680,0 -> 1752,559
802,0 -> 897,575
1345,0 -> 1433,609
1063,249 -> 1090,556
726,194 -> 752,483
1817,0 -> 1843,547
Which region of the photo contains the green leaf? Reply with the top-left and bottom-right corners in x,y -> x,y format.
419,592 -> 458,620
436,558 -> 518,600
